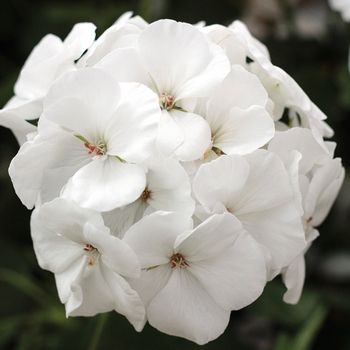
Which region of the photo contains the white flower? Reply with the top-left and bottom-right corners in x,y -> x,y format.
193,65 -> 274,164
9,68 -> 161,211
123,211 -> 266,345
103,154 -> 195,238
78,12 -> 148,68
0,23 -> 96,145
96,19 -> 231,161
31,198 -> 145,330
268,128 -> 345,302
193,150 -> 307,271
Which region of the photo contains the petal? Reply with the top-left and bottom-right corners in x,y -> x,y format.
156,109 -> 184,158
65,259 -> 115,317
306,158 -> 345,226
145,155 -> 195,216
44,68 -> 122,139
96,47 -> 151,86
138,19 -> 230,100
233,150 -> 296,215
147,269 -> 231,345
186,230 -> 266,310
268,128 -> 331,175
83,222 -> 141,278
35,198 -> 105,244
61,156 -> 146,211
174,213 -> 266,310
105,82 -> 160,163
31,207 -> 84,274
123,211 -> 193,269
101,267 -> 146,331
127,264 -> 172,308
9,128 -> 89,208
238,201 -> 306,269
193,154 -> 250,213
170,110 -> 212,161
206,65 -> 268,114
282,254 -> 305,305
211,105 -> 275,155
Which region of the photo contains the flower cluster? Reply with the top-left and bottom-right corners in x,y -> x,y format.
1,12 -> 345,345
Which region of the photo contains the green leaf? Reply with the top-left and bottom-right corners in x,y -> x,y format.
292,304 -> 328,350
0,268 -> 52,307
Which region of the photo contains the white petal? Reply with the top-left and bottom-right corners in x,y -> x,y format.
127,264 -> 172,308
238,202 -> 306,269
282,255 -> 305,305
193,154 -> 250,213
101,267 -> 146,331
305,158 -> 345,226
147,269 -> 231,345
145,155 -> 195,216
61,156 -> 146,211
83,222 -> 141,278
206,65 -> 268,114
44,68 -> 122,139
170,109 -> 211,161
66,258 -> 115,317
30,207 -> 84,274
123,211 -> 193,269
174,213 -> 266,310
105,82 -> 160,163
138,19 -> 230,100
210,105 -> 275,155
156,109 -> 184,157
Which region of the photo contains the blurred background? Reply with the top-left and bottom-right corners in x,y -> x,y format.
0,0 -> 349,349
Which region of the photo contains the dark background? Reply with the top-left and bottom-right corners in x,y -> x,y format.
0,0 -> 350,349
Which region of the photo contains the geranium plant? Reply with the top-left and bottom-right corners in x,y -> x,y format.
0,12 -> 344,345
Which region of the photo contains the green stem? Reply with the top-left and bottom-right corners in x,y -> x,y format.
88,313 -> 108,350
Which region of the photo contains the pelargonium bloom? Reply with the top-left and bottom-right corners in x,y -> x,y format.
123,211 -> 266,344
103,154 -> 195,238
193,150 -> 307,271
96,19 -> 231,161
9,67 -> 161,211
31,198 -> 145,330
0,23 -> 96,145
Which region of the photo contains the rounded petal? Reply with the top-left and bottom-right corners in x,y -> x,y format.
105,82 -> 160,163
147,269 -> 231,345
138,19 -> 230,100
83,222 -> 141,278
61,156 -> 147,211
170,110 -> 212,161
123,211 -> 193,269
175,213 -> 266,310
44,68 -> 122,139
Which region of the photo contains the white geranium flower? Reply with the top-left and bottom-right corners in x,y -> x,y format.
123,211 -> 266,345
193,150 -> 307,271
96,19 -> 231,161
31,198 -> 145,330
193,65 -> 274,164
78,12 -> 148,68
103,154 -> 195,238
268,128 -> 345,302
0,23 -> 96,145
209,20 -> 334,146
9,68 -> 161,211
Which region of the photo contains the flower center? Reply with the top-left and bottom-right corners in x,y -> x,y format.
171,253 -> 188,270
83,243 -> 98,266
159,92 -> 174,110
139,187 -> 151,202
84,140 -> 107,157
